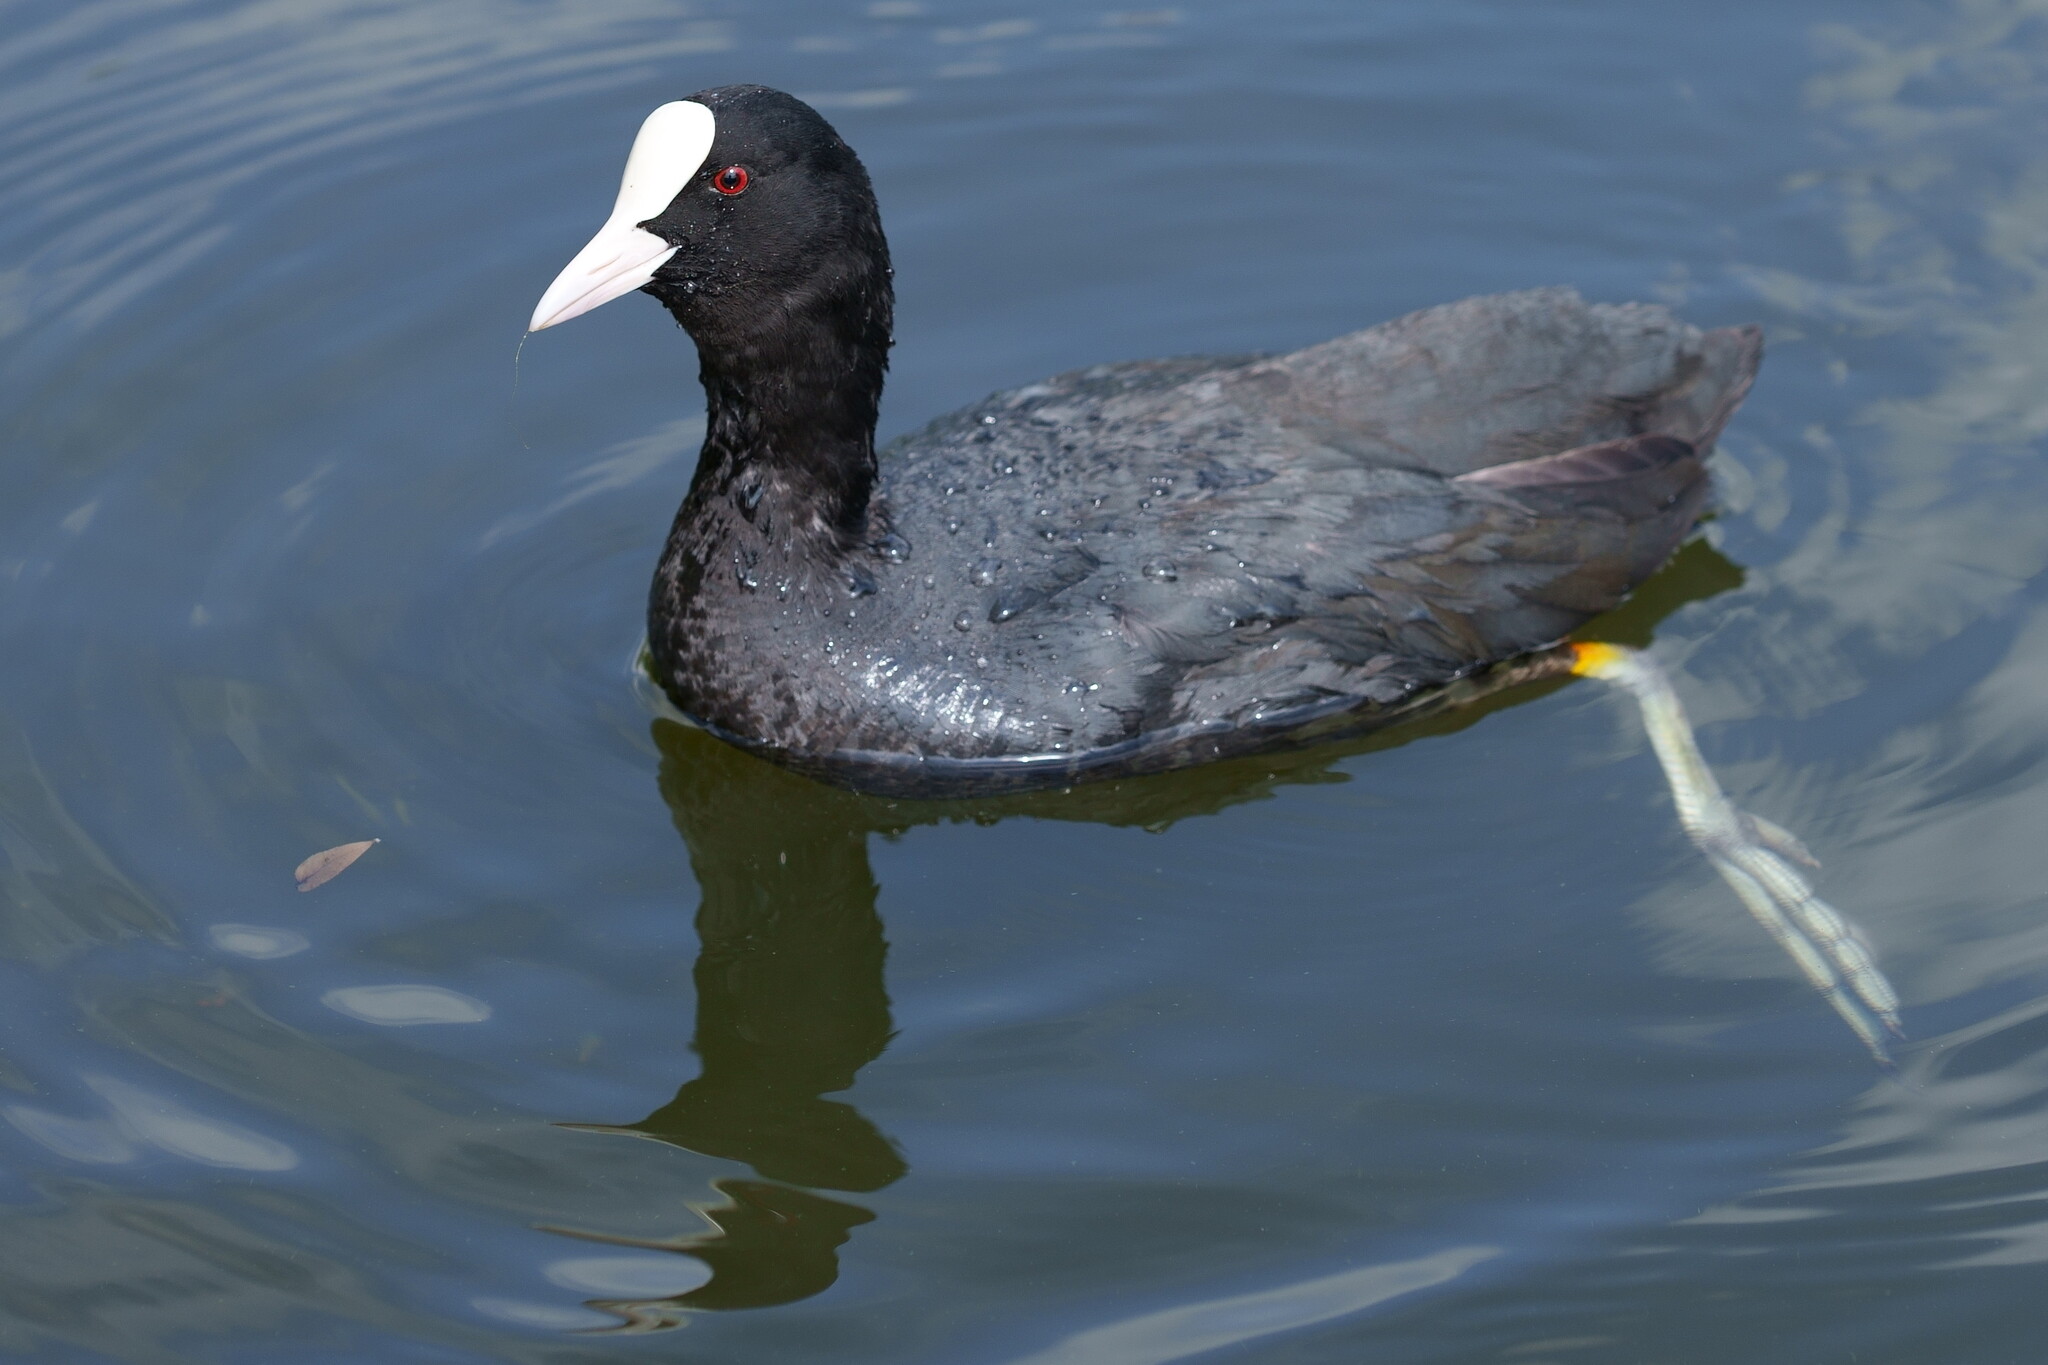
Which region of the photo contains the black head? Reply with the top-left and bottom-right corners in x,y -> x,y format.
531,85 -> 891,359
640,87 -> 889,345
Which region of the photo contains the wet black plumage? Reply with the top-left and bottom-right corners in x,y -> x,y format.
587,86 -> 1762,795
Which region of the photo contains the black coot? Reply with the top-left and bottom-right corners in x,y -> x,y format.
531,85 -> 1761,798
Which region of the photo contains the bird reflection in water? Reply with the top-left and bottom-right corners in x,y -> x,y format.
543,540 -> 1744,1330
539,727 -> 902,1328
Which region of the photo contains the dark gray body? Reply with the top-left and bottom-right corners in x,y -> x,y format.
650,287 -> 1760,795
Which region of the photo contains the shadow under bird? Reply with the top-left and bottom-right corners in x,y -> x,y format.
529,85 -> 1901,1061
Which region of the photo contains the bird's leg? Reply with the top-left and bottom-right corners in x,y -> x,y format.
1568,642 -> 1901,1064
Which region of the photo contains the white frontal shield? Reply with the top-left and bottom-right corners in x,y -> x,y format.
529,101 -> 716,331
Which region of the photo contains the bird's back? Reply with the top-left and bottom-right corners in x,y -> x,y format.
719,289 -> 1760,792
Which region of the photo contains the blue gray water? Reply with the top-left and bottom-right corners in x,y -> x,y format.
5,0 -> 2048,1360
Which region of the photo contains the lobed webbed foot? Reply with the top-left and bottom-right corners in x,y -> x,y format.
1570,643 -> 1901,1064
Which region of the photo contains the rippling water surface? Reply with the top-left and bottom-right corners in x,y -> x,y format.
7,0 -> 2048,1360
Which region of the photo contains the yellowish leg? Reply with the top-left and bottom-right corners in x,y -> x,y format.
1569,643 -> 1901,1065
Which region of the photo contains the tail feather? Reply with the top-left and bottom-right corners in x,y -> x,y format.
1648,323 -> 1763,452
1452,432 -> 1713,625
1455,432 -> 1696,489
1455,432 -> 1708,526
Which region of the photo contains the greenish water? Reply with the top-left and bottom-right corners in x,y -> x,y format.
6,0 -> 2048,1361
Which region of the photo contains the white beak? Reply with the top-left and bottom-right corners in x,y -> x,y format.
529,101 -> 717,332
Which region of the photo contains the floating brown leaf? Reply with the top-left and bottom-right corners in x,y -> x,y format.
294,838 -> 379,892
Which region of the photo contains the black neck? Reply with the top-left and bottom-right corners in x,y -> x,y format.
658,258 -> 894,549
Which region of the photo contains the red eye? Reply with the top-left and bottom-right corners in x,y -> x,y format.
713,165 -> 750,195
